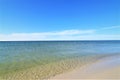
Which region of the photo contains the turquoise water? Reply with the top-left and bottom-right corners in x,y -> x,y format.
0,41 -> 120,79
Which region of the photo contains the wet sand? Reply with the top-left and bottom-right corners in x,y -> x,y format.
51,55 -> 120,79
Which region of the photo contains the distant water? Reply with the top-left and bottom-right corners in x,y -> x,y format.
0,41 -> 120,79
0,41 -> 120,66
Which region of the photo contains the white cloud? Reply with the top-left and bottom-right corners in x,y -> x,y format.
0,34 -> 120,41
10,29 -> 95,36
0,29 -> 95,41
0,26 -> 120,41
67,35 -> 120,40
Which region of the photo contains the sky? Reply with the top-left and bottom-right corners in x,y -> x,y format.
0,0 -> 120,41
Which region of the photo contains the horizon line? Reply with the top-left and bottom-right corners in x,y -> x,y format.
0,40 -> 120,42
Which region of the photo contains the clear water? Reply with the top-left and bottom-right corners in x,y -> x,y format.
0,41 -> 120,63
0,41 -> 120,78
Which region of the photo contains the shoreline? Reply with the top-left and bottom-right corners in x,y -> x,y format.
51,55 -> 120,79
0,54 -> 120,80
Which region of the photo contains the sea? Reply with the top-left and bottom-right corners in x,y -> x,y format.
0,40 -> 120,79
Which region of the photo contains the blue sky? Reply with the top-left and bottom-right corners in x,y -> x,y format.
0,0 -> 120,40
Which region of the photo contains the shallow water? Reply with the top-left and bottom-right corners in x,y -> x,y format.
0,41 -> 120,79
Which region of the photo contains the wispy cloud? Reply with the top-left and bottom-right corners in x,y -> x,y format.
101,26 -> 120,30
11,29 -> 95,36
0,26 -> 120,41
0,29 -> 95,41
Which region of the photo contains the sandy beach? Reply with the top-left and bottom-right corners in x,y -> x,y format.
51,55 -> 120,79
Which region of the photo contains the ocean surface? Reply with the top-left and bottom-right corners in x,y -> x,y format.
0,41 -> 120,79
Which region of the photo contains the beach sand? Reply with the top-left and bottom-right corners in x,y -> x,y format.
51,55 -> 120,80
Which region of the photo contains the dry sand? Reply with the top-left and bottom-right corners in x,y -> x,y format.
51,55 -> 120,79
